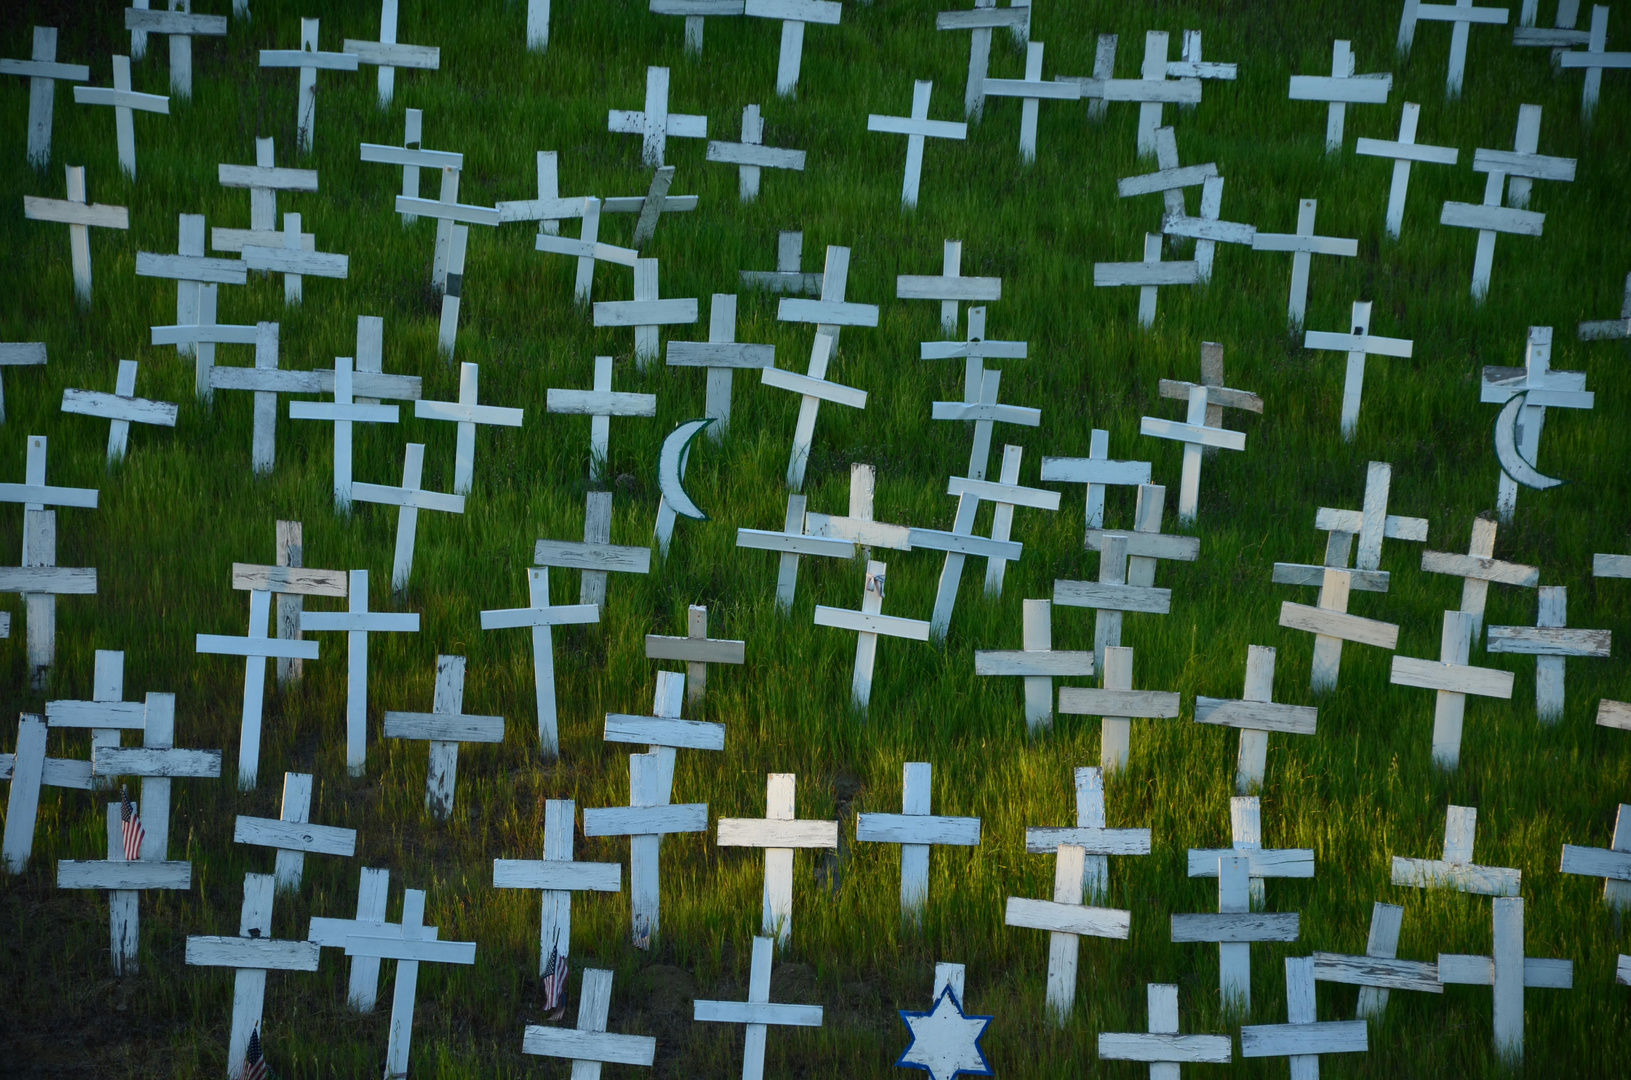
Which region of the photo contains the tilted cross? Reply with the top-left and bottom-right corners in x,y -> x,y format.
735,493 -> 855,613
1140,384 -> 1246,523
1421,516 -> 1538,638
1,27 -> 89,167
693,936 -> 825,1073
232,519 -> 348,687
706,103 -> 807,202
1251,197 -> 1358,327
1195,645 -> 1317,793
1560,6 -> 1631,122
1094,232 -> 1199,329
1560,803 -> 1631,910
717,773 -> 838,943
1487,585 -> 1610,722
307,867 -> 414,1013
918,458 -> 1054,638
666,293 -> 776,438
547,355 -> 656,483
1117,125 -> 1216,224
257,18 -> 358,151
1391,609 -> 1514,768
814,559 -> 932,711
494,799 -> 620,973
384,655 -> 503,819
1059,645 -> 1181,773
867,80 -> 968,208
354,443 -> 465,593
607,65 -> 707,166
935,1 -> 1032,119
975,599 -> 1094,736
136,213 -> 248,398
233,771 -> 356,891
1357,102 -> 1459,238
534,196 -> 638,304
288,355 -> 401,511
240,212 -> 349,306
1288,38 -> 1392,153
1054,533 -> 1171,673
60,359 -> 177,463
1392,803 -> 1520,896
534,491 -> 653,609
22,164 -> 127,303
1313,901 -> 1443,1019
1397,0 -> 1512,99
763,327 -> 868,492
3,712 -> 95,872
1171,853 -> 1300,1012
1279,566 -> 1400,693
1163,173 -> 1254,281
72,54 -> 169,179
480,567 -> 598,757
1304,300 -> 1414,440
343,0 -> 441,109
856,762 -> 981,922
593,256 -> 699,369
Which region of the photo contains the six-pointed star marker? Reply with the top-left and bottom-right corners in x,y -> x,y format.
896,988 -> 994,1080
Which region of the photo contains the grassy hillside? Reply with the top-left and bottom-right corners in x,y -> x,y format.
2,0 -> 1630,1076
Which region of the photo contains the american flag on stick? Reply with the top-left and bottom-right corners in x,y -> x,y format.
242,1025 -> 269,1080
541,929 -> 569,1020
119,785 -> 145,862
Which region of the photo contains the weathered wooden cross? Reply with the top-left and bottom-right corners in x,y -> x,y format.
1098,983 -> 1233,1074
124,1 -> 226,101
1272,460 -> 1426,595
1481,325 -> 1592,520
1187,796 -> 1315,909
1163,173 -> 1255,281
1040,429 -> 1152,537
1398,0 -> 1512,98
1560,804 -> 1631,909
975,599 -> 1094,735
479,567 -> 598,757
707,103 -> 806,201
1,27 -> 89,168
44,649 -> 144,784
740,230 -> 824,294
814,560 -> 932,711
1024,766 -> 1150,911
1421,516 -> 1538,639
136,213 -> 247,397
3,713 -> 94,872
1054,533 -> 1170,673
717,773 -> 838,943
1303,300 -> 1414,440
983,42 -> 1080,162
522,967 -> 656,1072
1513,0 -> 1589,51
72,54 -> 169,179
1094,233 -> 1199,329
536,491 -> 653,609
1357,102 -> 1460,238
764,326 -> 869,493
1393,609 -> 1515,767
231,521 -> 346,687
915,459 -> 1051,636
1195,645 -> 1318,793
1392,803 -> 1520,896
534,197 -> 639,304
358,115 -> 461,232
1170,853 -> 1300,1012
930,370 -> 1038,487
1313,901 -> 1443,1018
936,1 -> 1032,119
1439,897 -> 1572,1062
1560,6 -> 1630,122
693,935 -> 825,1073
233,771 -> 356,891
384,655 -> 503,819
22,165 -> 127,304
594,257 -> 700,369
1251,197 -> 1358,327
59,359 -> 176,463
494,799 -> 621,972
667,293 -> 775,439
1279,566 -> 1400,694
546,355 -> 656,484
215,138 -> 318,259
735,493 -> 855,613
240,212 -> 349,306
1488,585 -> 1610,722
412,361 -> 524,495
57,793 -> 191,974
1140,384 -> 1247,523
867,80 -> 968,208
856,762 -> 981,922
288,355 -> 400,512
1240,957 -> 1369,1071
650,0 -> 744,56
898,240 -> 1001,338
920,305 -> 1027,426
744,0 -> 840,97
1288,38 -> 1392,153
646,604 -> 745,711
1117,125 -> 1216,226
257,18 -> 358,152
1155,344 -> 1261,463
609,65 -> 708,166
343,0 -> 441,109
1059,645 -> 1180,773
306,866 -> 411,1012
803,462 -> 913,554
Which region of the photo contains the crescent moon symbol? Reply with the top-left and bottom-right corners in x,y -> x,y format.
1493,393 -> 1566,491
658,418 -> 715,520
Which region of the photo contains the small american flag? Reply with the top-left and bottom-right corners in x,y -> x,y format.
119,786 -> 144,862
242,1025 -> 269,1080
541,930 -> 569,1020
633,916 -> 651,952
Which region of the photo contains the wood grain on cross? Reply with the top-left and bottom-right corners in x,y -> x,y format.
856,762 -> 980,922
494,799 -> 621,971
22,165 -> 127,304
1195,645 -> 1317,793
72,55 -> 169,179
1170,853 -> 1299,1013
480,567 -> 598,756
667,293 -> 776,439
257,18 -> 358,152
233,772 -> 356,891
975,599 -> 1094,736
814,560 -> 931,711
717,773 -> 837,943
1391,609 -> 1514,768
1,27 -> 89,168
1313,901 -> 1443,1019
1058,645 -> 1180,773
384,655 -> 504,819
1024,767 -> 1151,906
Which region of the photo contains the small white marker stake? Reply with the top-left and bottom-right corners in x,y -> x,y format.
867,81 -> 968,209
22,165 -> 128,304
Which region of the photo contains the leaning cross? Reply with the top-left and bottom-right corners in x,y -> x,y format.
288,355 -> 400,512
896,240 -> 1000,338
982,42 -> 1080,163
1240,957 -> 1368,1071
735,493 -> 854,613
547,355 -> 656,483
71,54 -> 169,179
1421,516 -> 1538,638
867,80 -> 968,208
1271,460 -> 1428,595
1139,384 -> 1246,523
1438,897 -> 1572,1063
1054,533 -> 1171,673
1397,0 -> 1511,99
257,18 -> 358,152
1560,804 -> 1631,910
1059,644 -> 1181,773
1279,567 -> 1400,693
494,799 -> 621,973
1288,38 -> 1392,154
135,213 -> 247,398
1391,609 -> 1514,768
22,164 -> 128,304
522,968 -> 656,1072
358,117 -> 462,232
1392,803 -> 1520,896
717,773 -> 838,944
1094,232 -> 1199,329
1313,901 -> 1443,1018
1304,300 -> 1414,440
479,567 -> 599,757
741,230 -> 824,295
306,867 -> 410,1013
706,103 -> 807,202
1040,429 -> 1151,537
1357,102 -> 1459,238
1156,342 -> 1262,452
1068,31 -> 1202,153
1187,795 -> 1315,908
3,713 -> 94,872
593,256 -> 699,370
744,0 -> 841,97
1170,853 -> 1300,1013
1,27 -> 89,168
1560,6 -> 1631,123
975,599 -> 1094,736
856,762 -> 981,922
60,359 -> 177,463
1251,197 -> 1358,327
44,648 -> 144,784
354,443 -> 465,593
1195,645 -> 1318,793
1098,983 -> 1232,1074
935,1 -> 1032,119
217,137 -> 319,246
384,654 -> 504,819
57,795 -> 192,974
534,197 -> 638,304
1024,766 -> 1150,906
814,559 -> 932,711
233,771 -> 356,891
693,936 -> 824,1073
1578,270 -> 1631,341
666,293 -> 776,439
916,461 -> 1049,638
802,462 -> 913,555
232,519 -> 348,686
1162,172 -> 1254,281
1116,125 -> 1216,225
920,305 -> 1027,419
123,2 -> 226,101
646,604 -> 745,710
608,65 -> 707,167
240,212 -> 349,306
1487,585 -> 1610,722
343,0 -> 441,109
535,491 -> 653,609
930,370 -> 1039,482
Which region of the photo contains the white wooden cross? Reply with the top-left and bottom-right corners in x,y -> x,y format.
2,713 -> 94,873
1440,105 -> 1574,302
603,166 -> 701,248
744,0 -> 840,97
975,599 -> 1094,736
646,605 -> 745,711
814,560 -> 932,711
1438,897 -> 1572,1062
536,491 -> 653,609
1195,645 -> 1318,793
71,55 -> 168,179
930,369 -> 1038,489
233,772 -> 356,891
867,80 -> 968,209
1304,300 -> 1414,440
1595,556 -> 1631,730
1140,384 -> 1246,523
522,967 -> 656,1072
1054,533 -> 1171,673
1004,811 -> 1132,1025
1163,177 -> 1253,282
57,794 -> 191,974
306,867 -> 409,1012
412,362 -> 523,495
384,655 -> 503,819
936,2 -> 1032,119
494,799 -> 621,972
209,323 -> 295,471
1392,609 -> 1515,767
546,355 -> 657,483
0,509 -> 98,690
777,239 -> 876,350
1421,517 -> 1538,639
693,935 -> 824,1075
359,116 -> 462,234
534,197 -> 638,305
301,570 -> 419,777
59,360 -> 176,463
1578,270 -> 1631,341
124,1 -> 226,101
1024,766 -> 1150,911
1514,0 -> 1588,50
1059,645 -> 1181,773
241,212 -> 349,306
136,213 -> 248,398
216,137 -> 319,256
1168,28 -> 1238,83
1240,957 -> 1369,1071
898,240 -> 1001,339
917,461 -> 1051,637
1040,429 -> 1152,536
856,762 -> 980,922
343,0 -> 440,109
1,27 -> 89,168
1398,0 -> 1512,98
803,462 -> 914,555
1356,102 -> 1459,238
1156,343 -> 1262,458
1560,6 -> 1630,123
480,567 -> 599,757
1488,585 -> 1610,722
608,66 -> 708,167
594,257 -> 700,370
983,42 -> 1080,163
707,104 -> 806,202
740,230 -> 824,294
764,331 -> 869,492
1251,198 -> 1358,327
1560,804 -> 1631,909
257,18 -> 358,152
185,872 -> 321,1079
0,340 -> 45,425
44,648 -> 144,785
717,773 -> 837,944
1313,901 -> 1443,1018
1188,796 -> 1315,910
392,189 -> 498,306
1171,853 -> 1300,1012
195,589 -> 320,790
735,493 -> 855,613
968,447 -> 1047,593
1481,326 -> 1591,519
288,355 -> 400,512
666,294 -> 774,441
494,150 -> 582,236
1288,39 -> 1392,154
22,165 -> 127,305
1094,233 -> 1199,329
1116,126 -> 1217,226
232,520 -> 347,687
1392,804 -> 1520,896
1271,460 -> 1427,596
1279,567 -> 1400,694
650,0 -> 745,56
1074,32 -> 1204,156
343,888 -> 477,1078
920,305 -> 1027,424
1098,983 -> 1232,1074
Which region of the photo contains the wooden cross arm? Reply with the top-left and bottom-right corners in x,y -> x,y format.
185,936 -> 320,971
1271,562 -> 1389,592
258,48 -> 359,71
1414,2 -> 1509,23
606,110 -> 708,139
352,483 -> 465,515
1167,59 -> 1239,80
1193,697 -> 1317,735
652,0 -> 748,15
234,815 -> 357,857
907,528 -> 1020,561
946,476 -> 1059,510
645,634 -> 746,665
1095,79 -> 1203,105
1084,530 -> 1199,562
196,632 -> 321,661
736,528 -> 854,558
1187,848 -> 1315,878
593,298 -> 701,328
1240,1020 -> 1367,1058
1600,700 -> 1631,730
856,813 -> 980,847
1250,232 -> 1360,257
343,934 -> 476,965
1472,148 -> 1576,183
0,58 -> 89,81
242,247 -> 350,279
1581,318 -> 1631,341
694,999 -> 825,1027
743,0 -> 841,24
307,917 -> 438,948
73,85 -> 169,112
1439,201 -> 1545,237
604,714 -> 726,751
536,233 -> 640,267
717,818 -> 838,849
896,275 -> 1002,303
521,1026 -> 657,1066
602,194 -> 698,214
1486,625 -> 1610,658
545,388 -> 657,417
0,753 -> 93,789
1059,687 -> 1181,719
1312,952 -> 1442,993
493,858 -> 621,892
1304,328 -> 1415,359
135,251 -> 248,286
359,143 -> 464,170
777,297 -> 881,327
126,9 -> 227,33
496,196 -> 585,223
57,859 -> 191,890
1390,856 -> 1520,896
0,567 -> 97,595
1041,458 -> 1151,490
1139,415 -> 1246,450
1560,844 -> 1631,882
1558,47 -> 1631,69
867,113 -> 968,140
154,322 -> 259,346
0,480 -> 98,508
1005,897 -> 1131,938
920,338 -> 1028,361
218,163 -> 319,191
667,341 -> 775,369
1170,912 -> 1299,943
232,563 -> 348,597
930,400 -> 1041,426
1355,137 -> 1458,165
1390,656 -> 1513,698
706,141 -> 807,171
1053,579 -> 1171,615
92,746 -> 221,779
61,389 -> 178,427
1095,261 -> 1202,288
814,606 -> 932,641
1158,380 -> 1262,414
975,650 -> 1094,678
1438,954 -> 1573,989
394,195 -> 501,227
0,343 -> 46,366
1420,550 -> 1538,586
1597,553 -> 1631,579
983,75 -> 1081,102
301,611 -> 420,634
805,514 -> 913,551
384,711 -> 505,743
1098,1033 -> 1233,1065
22,196 -> 129,230
478,594 -> 599,628
46,699 -> 146,729
1163,214 -> 1257,246
1118,163 -> 1218,199
343,41 -> 441,69
534,540 -> 652,575
1024,827 -> 1150,856
1279,602 -> 1399,649
1288,73 -> 1392,104
935,8 -> 1029,30
582,803 -> 708,837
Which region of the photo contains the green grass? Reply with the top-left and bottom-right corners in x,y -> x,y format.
2,0 -> 1631,1075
